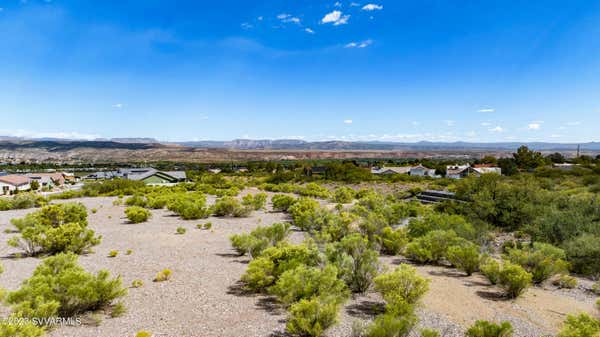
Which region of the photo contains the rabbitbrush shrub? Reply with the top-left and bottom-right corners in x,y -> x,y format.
6,252 -> 127,320
269,264 -> 349,307
373,264 -> 430,307
480,258 -> 502,285
498,262 -> 532,298
230,223 -> 291,257
376,226 -> 408,256
242,193 -> 268,211
0,319 -> 46,337
154,269 -> 172,282
8,203 -> 100,256
286,295 -> 340,337
505,242 -> 569,284
326,234 -> 380,293
125,206 -> 151,224
271,194 -> 297,212
212,197 -> 252,217
466,320 -> 514,337
447,242 -> 481,276
557,314 -> 600,337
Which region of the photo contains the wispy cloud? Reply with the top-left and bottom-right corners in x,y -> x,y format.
566,121 -> 581,126
305,28 -> 315,34
444,120 -> 456,127
277,13 -> 301,25
345,39 -> 372,48
480,122 -> 492,126
350,2 -> 361,6
241,22 -> 253,30
112,103 -> 124,109
343,119 -> 353,124
362,4 -> 383,11
334,1 -> 342,7
528,122 -> 542,130
489,126 -> 504,133
322,10 -> 350,25
477,108 -> 495,113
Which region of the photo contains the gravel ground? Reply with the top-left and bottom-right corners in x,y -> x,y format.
0,193 -> 597,337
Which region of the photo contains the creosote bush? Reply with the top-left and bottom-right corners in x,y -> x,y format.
551,274 -> 577,289
131,279 -> 143,288
154,269 -> 172,282
108,250 -> 118,258
135,331 -> 152,337
0,319 -> 46,337
8,203 -> 101,256
376,226 -> 408,256
176,227 -> 187,235
405,230 -> 466,264
125,206 -> 151,224
480,258 -> 502,285
466,320 -> 513,337
230,223 -> 291,258
557,313 -> 600,337
166,193 -> 209,220
497,262 -> 532,298
6,252 -> 127,321
331,186 -> 356,204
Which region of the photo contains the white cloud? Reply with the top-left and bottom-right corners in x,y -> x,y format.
477,108 -> 495,113
1,129 -> 101,141
362,4 -> 383,11
444,120 -> 456,127
480,122 -> 491,126
345,39 -> 372,48
528,123 -> 541,130
350,2 -> 361,6
334,1 -> 342,7
322,10 -> 350,25
411,121 -> 420,126
489,126 -> 504,133
566,121 -> 581,126
257,16 -> 263,21
550,134 -> 563,138
112,103 -> 123,109
241,22 -> 253,30
277,13 -> 301,24
343,119 -> 353,124
305,28 -> 315,34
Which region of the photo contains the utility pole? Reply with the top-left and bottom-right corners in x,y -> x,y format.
577,144 -> 580,158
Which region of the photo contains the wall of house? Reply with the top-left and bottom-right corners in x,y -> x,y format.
142,175 -> 173,184
0,182 -> 31,195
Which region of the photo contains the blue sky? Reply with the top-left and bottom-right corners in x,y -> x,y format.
1,0 -> 599,142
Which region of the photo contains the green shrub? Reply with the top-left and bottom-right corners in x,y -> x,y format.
91,208 -> 97,214
421,329 -> 441,337
146,196 -> 168,209
480,258 -> 502,285
230,223 -> 290,257
0,319 -> 46,337
466,320 -> 513,337
272,194 -> 297,212
326,234 -> 380,293
331,187 -> 356,204
564,234 -> 600,276
176,227 -> 187,235
498,262 -> 532,298
405,230 -> 464,264
447,242 -> 480,276
8,203 -> 100,256
204,222 -> 212,230
6,252 -> 127,320
376,227 -> 408,256
364,313 -> 416,337
286,295 -> 340,337
408,213 -> 476,240
269,265 -> 349,307
125,206 -> 151,223
557,313 -> 600,337
552,274 -> 577,289
167,193 -> 210,220
288,197 -> 322,231
212,197 -> 252,217
242,193 -> 268,211
505,242 -> 569,284
125,195 -> 147,208
126,249 -> 133,255
108,250 -> 118,258
593,280 -> 600,295
131,279 -> 143,288
154,269 -> 172,282
373,264 -> 430,307
241,242 -> 321,291
298,183 -> 331,199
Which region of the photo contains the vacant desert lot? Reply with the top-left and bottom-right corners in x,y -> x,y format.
0,193 -> 597,337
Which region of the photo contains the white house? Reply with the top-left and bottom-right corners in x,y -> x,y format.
446,164 -> 471,179
371,167 -> 412,175
409,165 -> 438,178
0,175 -> 31,195
471,164 -> 502,176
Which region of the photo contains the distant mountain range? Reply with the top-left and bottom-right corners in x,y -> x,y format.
1,137 -> 600,152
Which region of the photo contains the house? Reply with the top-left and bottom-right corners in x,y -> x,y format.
208,168 -> 222,174
309,166 -> 327,175
84,171 -> 121,180
26,173 -> 66,188
446,164 -> 471,179
0,175 -> 31,195
120,168 -> 187,184
371,167 -> 412,175
471,164 -> 502,176
62,172 -> 76,183
0,171 -> 7,177
409,165 -> 438,178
